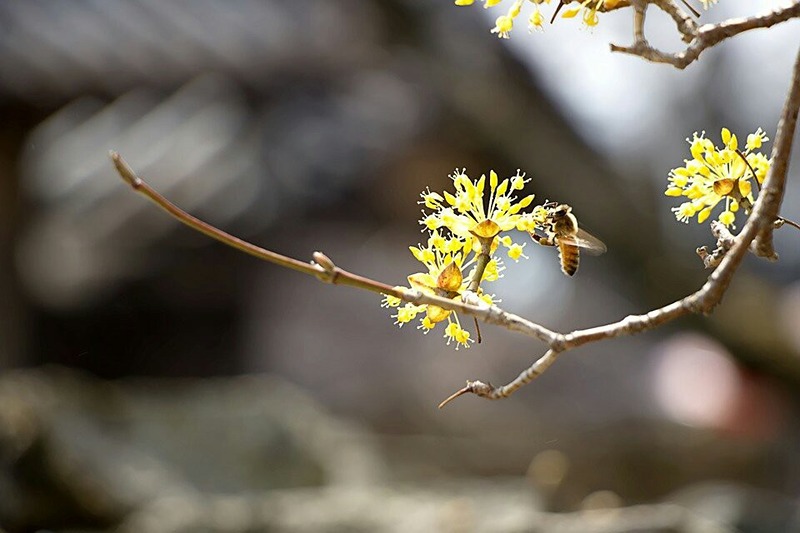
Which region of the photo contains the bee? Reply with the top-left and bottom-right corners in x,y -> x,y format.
531,202 -> 607,276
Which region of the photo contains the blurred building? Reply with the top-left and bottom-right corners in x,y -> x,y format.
1,1 -> 800,532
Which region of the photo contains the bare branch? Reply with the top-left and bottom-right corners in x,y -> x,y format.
632,0 -> 647,44
696,221 -> 735,269
441,45 -> 800,405
611,1 -> 800,69
110,152 -> 559,346
111,152 -> 323,278
440,349 -> 563,406
112,39 -> 800,408
650,0 -> 697,41
777,216 -> 800,232
752,46 -> 800,257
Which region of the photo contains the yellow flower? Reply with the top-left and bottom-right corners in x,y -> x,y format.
529,7 -> 545,30
491,15 -> 514,39
488,0 -> 524,38
444,320 -> 473,349
746,128 -> 768,152
507,242 -> 527,261
383,231 -> 490,349
420,169 -> 538,258
560,0 -> 607,27
393,166 -> 548,349
456,0 -> 611,37
665,128 -> 771,228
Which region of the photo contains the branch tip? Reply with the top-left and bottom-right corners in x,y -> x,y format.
109,151 -> 142,188
438,386 -> 470,409
438,380 -> 496,408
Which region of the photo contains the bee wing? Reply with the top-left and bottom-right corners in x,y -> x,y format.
562,228 -> 607,255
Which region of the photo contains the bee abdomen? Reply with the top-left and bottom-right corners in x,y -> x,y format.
558,242 -> 580,276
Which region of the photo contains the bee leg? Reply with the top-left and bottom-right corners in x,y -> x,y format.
531,233 -> 557,247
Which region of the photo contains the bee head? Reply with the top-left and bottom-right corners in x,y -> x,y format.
550,203 -> 571,219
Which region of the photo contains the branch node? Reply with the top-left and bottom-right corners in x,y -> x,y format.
550,334 -> 567,352
312,251 -> 339,283
438,380 -> 494,408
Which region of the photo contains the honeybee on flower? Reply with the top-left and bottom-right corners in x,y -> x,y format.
383,168 -> 546,349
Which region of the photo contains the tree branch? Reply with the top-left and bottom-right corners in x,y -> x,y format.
113,39 -> 799,405
650,0 -> 697,41
111,36 -> 800,407
752,45 -> 800,257
440,44 -> 800,405
610,1 -> 800,69
110,152 -> 559,346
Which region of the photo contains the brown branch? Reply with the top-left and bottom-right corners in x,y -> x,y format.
777,216 -> 800,232
111,43 -> 800,407
650,0 -> 697,41
696,221 -> 735,269
752,46 -> 800,258
441,44 -> 800,405
632,0 -> 647,44
110,152 -> 559,346
610,1 -> 800,69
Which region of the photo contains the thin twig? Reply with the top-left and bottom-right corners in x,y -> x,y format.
632,0 -> 647,44
778,216 -> 800,231
678,0 -> 701,20
466,234 -> 497,344
651,0 -> 698,41
110,152 -> 559,345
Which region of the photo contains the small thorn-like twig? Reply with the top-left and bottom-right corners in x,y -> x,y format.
438,384 -> 474,409
679,0 -> 701,19
697,221 -> 735,269
550,0 -> 567,24
778,216 -> 800,231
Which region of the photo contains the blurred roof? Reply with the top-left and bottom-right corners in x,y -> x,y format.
0,0 -> 378,102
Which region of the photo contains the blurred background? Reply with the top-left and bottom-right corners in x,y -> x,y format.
1,0 -> 800,531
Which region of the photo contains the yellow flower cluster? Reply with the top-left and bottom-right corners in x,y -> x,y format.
665,128 -> 770,228
381,231 -> 495,349
383,169 -> 543,349
454,0 -> 716,36
455,0 -> 551,36
420,169 -> 538,253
